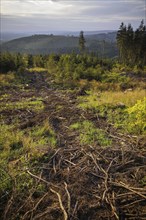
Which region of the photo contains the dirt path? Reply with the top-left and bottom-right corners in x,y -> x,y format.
1,71 -> 84,148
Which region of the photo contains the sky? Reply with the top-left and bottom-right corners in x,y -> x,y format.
1,0 -> 146,33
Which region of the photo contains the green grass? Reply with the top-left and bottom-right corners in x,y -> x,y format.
0,121 -> 57,161
0,121 -> 57,196
29,121 -> 57,147
0,97 -> 44,112
70,120 -> 112,146
78,90 -> 146,135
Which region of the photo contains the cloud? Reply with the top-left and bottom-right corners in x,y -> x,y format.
1,0 -> 145,32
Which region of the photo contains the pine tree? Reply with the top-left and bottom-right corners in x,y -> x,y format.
116,22 -> 127,63
117,21 -> 146,66
79,31 -> 86,53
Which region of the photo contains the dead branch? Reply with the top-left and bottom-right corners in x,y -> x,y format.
64,182 -> 71,215
50,188 -> 68,220
111,181 -> 146,199
26,170 -> 51,185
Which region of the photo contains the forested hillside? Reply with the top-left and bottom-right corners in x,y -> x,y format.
1,32 -> 117,57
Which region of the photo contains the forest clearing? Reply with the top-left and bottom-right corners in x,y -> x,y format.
0,63 -> 146,219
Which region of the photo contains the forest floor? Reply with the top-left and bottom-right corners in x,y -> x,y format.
0,71 -> 146,220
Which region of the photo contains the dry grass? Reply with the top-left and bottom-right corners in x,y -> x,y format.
79,89 -> 146,109
0,73 -> 15,86
28,67 -> 47,72
99,89 -> 146,106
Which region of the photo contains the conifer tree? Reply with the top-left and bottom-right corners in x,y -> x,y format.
117,20 -> 146,66
79,31 -> 86,53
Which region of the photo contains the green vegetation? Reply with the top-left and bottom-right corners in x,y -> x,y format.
0,122 -> 56,162
0,72 -> 15,86
78,90 -> 146,135
29,122 -> 57,147
79,89 -> 145,108
70,120 -> 111,146
1,32 -> 117,57
0,97 -> 44,111
79,31 -> 86,52
1,52 -> 145,90
117,20 -> 146,66
0,121 -> 57,197
125,98 -> 146,134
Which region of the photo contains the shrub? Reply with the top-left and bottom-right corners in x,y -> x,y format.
125,97 -> 146,134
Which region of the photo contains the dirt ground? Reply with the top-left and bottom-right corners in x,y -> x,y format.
0,72 -> 146,220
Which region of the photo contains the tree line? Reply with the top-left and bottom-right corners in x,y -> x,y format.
117,20 -> 146,66
0,21 -> 146,76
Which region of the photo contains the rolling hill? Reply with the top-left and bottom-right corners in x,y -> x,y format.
0,32 -> 118,57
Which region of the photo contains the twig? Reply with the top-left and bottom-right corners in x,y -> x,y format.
22,193 -> 48,220
101,160 -> 113,201
27,170 -> 50,185
72,201 -> 78,217
33,207 -> 52,220
50,188 -> 68,220
65,159 -> 76,166
64,182 -> 71,215
121,198 -> 146,208
53,158 -> 56,174
30,192 -> 48,219
109,192 -> 119,220
50,148 -> 61,160
3,195 -> 14,220
111,181 -> 146,199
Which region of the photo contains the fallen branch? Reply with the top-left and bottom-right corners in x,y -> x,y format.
111,181 -> 146,199
50,188 -> 68,220
64,182 -> 71,214
27,170 -> 50,185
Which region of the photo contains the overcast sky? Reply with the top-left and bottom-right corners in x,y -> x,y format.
1,0 -> 146,33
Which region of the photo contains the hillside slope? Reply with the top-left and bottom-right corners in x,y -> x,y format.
1,33 -> 118,57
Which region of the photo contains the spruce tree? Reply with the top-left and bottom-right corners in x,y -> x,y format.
117,20 -> 146,66
79,31 -> 86,53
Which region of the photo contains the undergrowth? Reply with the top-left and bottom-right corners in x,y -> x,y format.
0,121 -> 57,197
78,90 -> 146,135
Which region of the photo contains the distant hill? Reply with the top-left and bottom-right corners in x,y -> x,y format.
1,30 -> 116,41
1,32 -> 118,57
85,32 -> 117,42
0,32 -> 30,42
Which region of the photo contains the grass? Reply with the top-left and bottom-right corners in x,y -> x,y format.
99,90 -> 145,106
70,120 -> 112,146
79,89 -> 146,110
28,67 -> 47,72
29,121 -> 57,147
0,93 -> 10,101
78,90 -> 146,135
0,120 -> 57,196
0,72 -> 15,86
0,121 -> 57,168
0,97 -> 44,112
